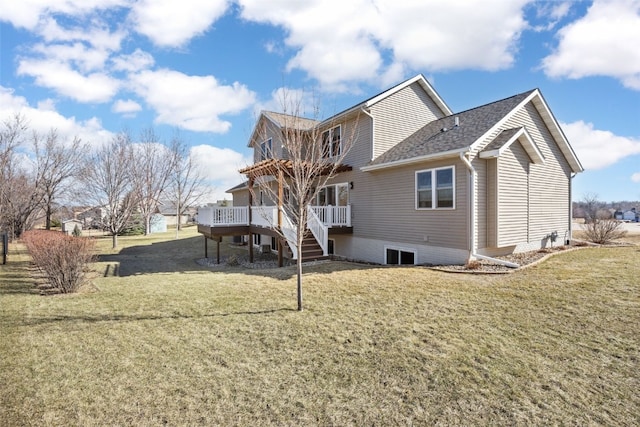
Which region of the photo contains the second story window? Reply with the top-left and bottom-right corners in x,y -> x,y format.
260,138 -> 272,161
322,125 -> 341,158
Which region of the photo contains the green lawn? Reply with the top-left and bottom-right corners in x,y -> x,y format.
1,228 -> 638,425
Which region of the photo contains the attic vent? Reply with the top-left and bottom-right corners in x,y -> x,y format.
454,116 -> 459,127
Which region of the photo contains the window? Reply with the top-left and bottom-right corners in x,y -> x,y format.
271,237 -> 278,251
322,125 -> 341,158
327,239 -> 335,255
317,183 -> 349,206
385,247 -> 416,265
416,166 -> 455,209
253,234 -> 261,246
259,138 -> 272,161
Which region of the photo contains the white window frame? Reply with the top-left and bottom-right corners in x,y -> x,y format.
259,138 -> 272,161
415,166 -> 455,210
316,182 -> 349,206
322,125 -> 342,159
384,245 -> 417,265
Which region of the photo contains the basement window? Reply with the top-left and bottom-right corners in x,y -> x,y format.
385,247 -> 416,265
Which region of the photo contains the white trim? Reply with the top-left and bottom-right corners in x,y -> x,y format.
470,90 -> 582,173
360,148 -> 467,172
415,165 -> 456,210
384,245 -> 417,265
365,74 -> 452,116
479,127 -> 544,164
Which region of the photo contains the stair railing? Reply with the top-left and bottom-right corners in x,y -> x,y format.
307,206 -> 328,256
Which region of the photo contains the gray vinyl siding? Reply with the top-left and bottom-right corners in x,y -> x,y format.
252,118 -> 284,163
503,103 -> 572,243
356,158 -> 468,250
369,82 -> 445,160
232,189 -> 249,207
496,141 -> 530,246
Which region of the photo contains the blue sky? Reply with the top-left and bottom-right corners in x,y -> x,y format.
1,0 -> 639,203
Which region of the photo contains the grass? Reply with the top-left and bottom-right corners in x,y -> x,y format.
1,228 -> 639,425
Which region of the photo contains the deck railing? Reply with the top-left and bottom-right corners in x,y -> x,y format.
198,205 -> 351,228
197,206 -> 249,226
309,205 -> 351,227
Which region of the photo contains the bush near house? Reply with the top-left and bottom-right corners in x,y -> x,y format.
22,230 -> 95,293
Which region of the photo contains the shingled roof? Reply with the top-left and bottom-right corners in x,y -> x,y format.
365,89 -> 536,168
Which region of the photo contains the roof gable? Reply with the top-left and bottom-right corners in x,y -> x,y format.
362,89 -> 583,174
479,127 -> 544,164
362,90 -> 533,171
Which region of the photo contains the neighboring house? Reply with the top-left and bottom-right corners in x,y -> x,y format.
198,74 -> 583,266
155,203 -> 194,227
622,208 -> 638,222
62,219 -> 83,235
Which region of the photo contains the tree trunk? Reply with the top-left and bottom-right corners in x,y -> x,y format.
112,233 -> 117,249
45,202 -> 52,230
296,248 -> 303,311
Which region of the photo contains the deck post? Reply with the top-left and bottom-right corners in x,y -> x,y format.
216,238 -> 220,264
278,239 -> 283,267
248,232 -> 254,263
204,236 -> 208,259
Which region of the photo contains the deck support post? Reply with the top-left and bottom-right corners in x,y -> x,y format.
278,239 -> 283,267
248,232 -> 254,263
204,236 -> 208,259
216,238 -> 220,264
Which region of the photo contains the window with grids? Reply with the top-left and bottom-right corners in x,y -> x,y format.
321,125 -> 341,158
416,166 -> 455,209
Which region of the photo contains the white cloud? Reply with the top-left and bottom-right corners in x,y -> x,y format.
130,0 -> 230,47
17,58 -> 120,103
562,120 -> 640,170
112,99 -> 142,115
255,87 -> 319,119
190,144 -> 252,199
0,85 -> 114,148
38,16 -> 125,52
0,0 -> 130,30
542,0 -> 640,90
130,69 -> 256,133
631,172 -> 640,183
239,0 -> 530,90
112,49 -> 155,73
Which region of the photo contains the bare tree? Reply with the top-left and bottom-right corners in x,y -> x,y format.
131,128 -> 176,235
168,136 -> 209,238
245,94 -> 357,311
83,132 -> 137,248
0,114 -> 29,236
33,130 -> 87,229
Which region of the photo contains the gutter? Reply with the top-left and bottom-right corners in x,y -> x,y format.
459,152 -> 519,269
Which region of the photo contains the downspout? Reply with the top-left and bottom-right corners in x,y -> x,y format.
460,151 -> 519,269
569,172 -> 577,245
360,107 -> 375,161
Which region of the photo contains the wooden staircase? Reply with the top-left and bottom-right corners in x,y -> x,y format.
287,233 -> 329,262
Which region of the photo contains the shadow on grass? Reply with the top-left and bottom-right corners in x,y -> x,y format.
5,307 -> 298,328
0,260 -> 38,295
97,234 -> 376,279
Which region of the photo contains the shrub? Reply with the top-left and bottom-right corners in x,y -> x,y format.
582,215 -> 627,244
72,224 -> 82,237
22,230 -> 95,293
465,260 -> 482,270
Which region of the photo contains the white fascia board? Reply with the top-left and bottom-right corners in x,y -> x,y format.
479,127 -> 544,164
360,148 -> 468,172
365,74 -> 453,116
531,95 -> 584,173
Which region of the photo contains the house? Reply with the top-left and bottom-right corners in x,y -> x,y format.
198,75 -> 583,266
622,208 -> 638,222
155,203 -> 194,227
62,219 -> 83,236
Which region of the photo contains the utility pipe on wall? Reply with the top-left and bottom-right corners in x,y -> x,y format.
460,151 -> 520,269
